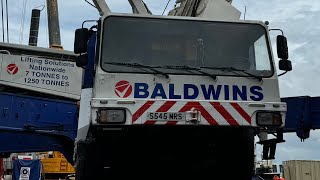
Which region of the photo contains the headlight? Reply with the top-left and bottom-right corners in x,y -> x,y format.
96,109 -> 126,124
256,111 -> 282,126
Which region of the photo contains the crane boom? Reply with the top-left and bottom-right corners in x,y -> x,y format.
92,0 -> 151,15
128,0 -> 151,14
92,0 -> 111,16
168,0 -> 241,20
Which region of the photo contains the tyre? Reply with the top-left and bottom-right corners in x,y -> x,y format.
74,140 -> 103,180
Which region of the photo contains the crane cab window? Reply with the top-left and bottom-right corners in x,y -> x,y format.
101,16 -> 273,78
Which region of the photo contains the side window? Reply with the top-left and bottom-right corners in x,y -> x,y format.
254,35 -> 271,71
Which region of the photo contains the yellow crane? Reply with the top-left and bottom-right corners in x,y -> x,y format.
38,151 -> 75,179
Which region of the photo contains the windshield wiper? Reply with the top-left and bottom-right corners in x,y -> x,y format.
104,62 -> 169,78
200,66 -> 262,81
163,65 -> 217,80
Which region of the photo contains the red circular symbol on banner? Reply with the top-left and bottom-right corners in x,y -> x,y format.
115,80 -> 133,98
6,64 -> 19,75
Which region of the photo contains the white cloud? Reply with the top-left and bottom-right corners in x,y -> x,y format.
255,130 -> 320,165
4,0 -> 176,50
233,0 -> 320,98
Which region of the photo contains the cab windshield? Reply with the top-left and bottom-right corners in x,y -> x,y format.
101,16 -> 273,77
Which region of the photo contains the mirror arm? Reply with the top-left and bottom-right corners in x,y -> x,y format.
269,28 -> 284,35
82,20 -> 98,29
278,71 -> 288,77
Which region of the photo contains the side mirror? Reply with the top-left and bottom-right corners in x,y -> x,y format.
74,28 -> 89,54
277,35 -> 289,60
76,54 -> 88,67
279,59 -> 292,71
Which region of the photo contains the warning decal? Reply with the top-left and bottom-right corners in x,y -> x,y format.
19,167 -> 30,180
7,63 -> 19,75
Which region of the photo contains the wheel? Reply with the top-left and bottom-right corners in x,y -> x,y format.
74,140 -> 104,180
214,127 -> 255,179
166,126 -> 255,179
75,127 -> 255,179
119,126 -> 254,179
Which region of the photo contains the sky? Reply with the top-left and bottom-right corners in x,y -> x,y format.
2,0 -> 320,167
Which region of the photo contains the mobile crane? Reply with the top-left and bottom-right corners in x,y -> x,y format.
72,0 -> 292,179
1,0 -> 319,180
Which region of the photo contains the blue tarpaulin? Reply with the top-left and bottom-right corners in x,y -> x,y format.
12,159 -> 42,180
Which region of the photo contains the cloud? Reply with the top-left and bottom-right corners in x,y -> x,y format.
4,0 -> 177,50
277,131 -> 320,162
255,131 -> 320,166
232,0 -> 320,164
232,0 -> 320,98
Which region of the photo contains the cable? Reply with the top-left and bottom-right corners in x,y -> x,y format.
85,0 -> 96,8
192,0 -> 201,17
278,71 -> 288,77
19,0 -> 24,43
244,6 -> 247,20
19,0 -> 23,43
1,0 -> 4,42
44,0 -> 49,47
35,5 -> 45,11
19,0 -> 27,44
242,0 -> 248,20
21,0 -> 28,43
162,0 -> 171,15
5,0 -> 8,42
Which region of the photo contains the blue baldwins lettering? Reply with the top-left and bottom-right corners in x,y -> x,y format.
184,84 -> 199,99
233,85 -> 248,100
134,83 -> 149,98
224,85 -> 230,100
151,83 -> 167,99
250,86 -> 264,101
201,85 -> 222,100
169,84 -> 182,99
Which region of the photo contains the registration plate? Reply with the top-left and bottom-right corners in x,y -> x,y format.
147,112 -> 186,121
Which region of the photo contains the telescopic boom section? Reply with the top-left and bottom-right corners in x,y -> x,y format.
169,0 -> 240,20
128,0 -> 151,14
92,0 -> 111,16
46,0 -> 63,49
92,0 -> 151,15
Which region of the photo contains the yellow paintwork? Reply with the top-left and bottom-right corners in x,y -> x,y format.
40,152 -> 75,174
